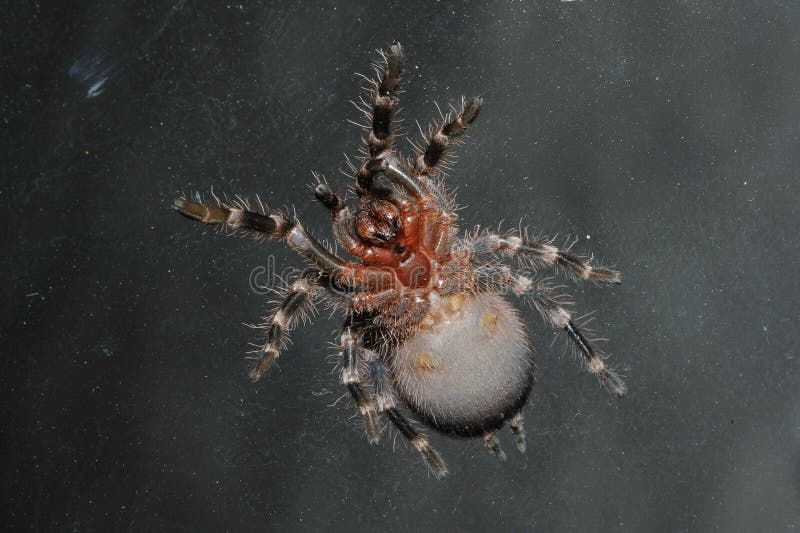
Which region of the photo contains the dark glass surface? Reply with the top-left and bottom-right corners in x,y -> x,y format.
3,1 -> 799,531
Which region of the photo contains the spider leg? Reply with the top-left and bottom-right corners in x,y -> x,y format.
368,356 -> 448,478
413,96 -> 481,176
380,156 -> 426,197
508,411 -> 526,453
466,230 -> 622,285
517,274 -> 626,396
355,42 -> 405,194
349,288 -> 402,314
339,328 -> 380,444
483,432 -> 507,462
311,173 -> 345,218
174,195 -> 393,289
248,270 -> 320,380
311,174 -> 361,260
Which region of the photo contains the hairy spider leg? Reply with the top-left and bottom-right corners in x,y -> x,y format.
340,328 -> 380,444
248,270 -> 320,380
474,231 -> 622,285
311,173 -> 346,218
464,244 -> 625,397
356,42 -> 405,194
173,196 -> 393,290
413,96 -> 482,176
483,432 -> 507,462
513,274 -> 627,397
508,411 -> 526,453
368,354 -> 447,478
347,43 -> 475,270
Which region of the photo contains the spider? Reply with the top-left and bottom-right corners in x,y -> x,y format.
174,42 -> 626,478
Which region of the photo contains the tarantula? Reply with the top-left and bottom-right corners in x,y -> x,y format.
174,42 -> 625,478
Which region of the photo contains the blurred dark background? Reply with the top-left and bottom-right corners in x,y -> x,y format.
2,1 -> 799,531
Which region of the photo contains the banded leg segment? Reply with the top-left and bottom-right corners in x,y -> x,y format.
511,274 -> 626,397
174,195 -> 393,289
414,96 -> 482,176
355,42 -> 405,193
311,173 -> 345,218
249,271 -> 319,380
174,195 -> 281,235
340,328 -> 380,444
369,357 -> 448,479
469,231 -> 622,285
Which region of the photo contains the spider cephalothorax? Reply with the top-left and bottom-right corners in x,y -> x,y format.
174,42 -> 626,478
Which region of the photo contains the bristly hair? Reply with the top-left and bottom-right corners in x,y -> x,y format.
175,190 -> 280,242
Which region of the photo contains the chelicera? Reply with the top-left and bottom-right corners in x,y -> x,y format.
174,42 -> 625,478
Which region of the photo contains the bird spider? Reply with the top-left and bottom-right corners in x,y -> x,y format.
174,42 -> 626,478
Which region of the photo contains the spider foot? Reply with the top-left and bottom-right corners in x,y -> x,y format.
483,432 -> 507,462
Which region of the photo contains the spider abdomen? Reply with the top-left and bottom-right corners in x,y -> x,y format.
391,293 -> 535,437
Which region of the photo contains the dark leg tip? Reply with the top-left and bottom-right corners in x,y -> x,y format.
509,411 -> 527,453
602,369 -> 628,398
431,463 -> 449,480
313,182 -> 340,211
589,266 -> 622,285
248,349 -> 277,382
364,410 -> 380,445
483,433 -> 507,462
172,196 -> 210,221
387,41 -> 403,59
413,437 -> 448,479
380,42 -> 405,95
463,96 -> 482,124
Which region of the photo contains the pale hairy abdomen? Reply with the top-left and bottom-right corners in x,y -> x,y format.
391,293 -> 534,436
